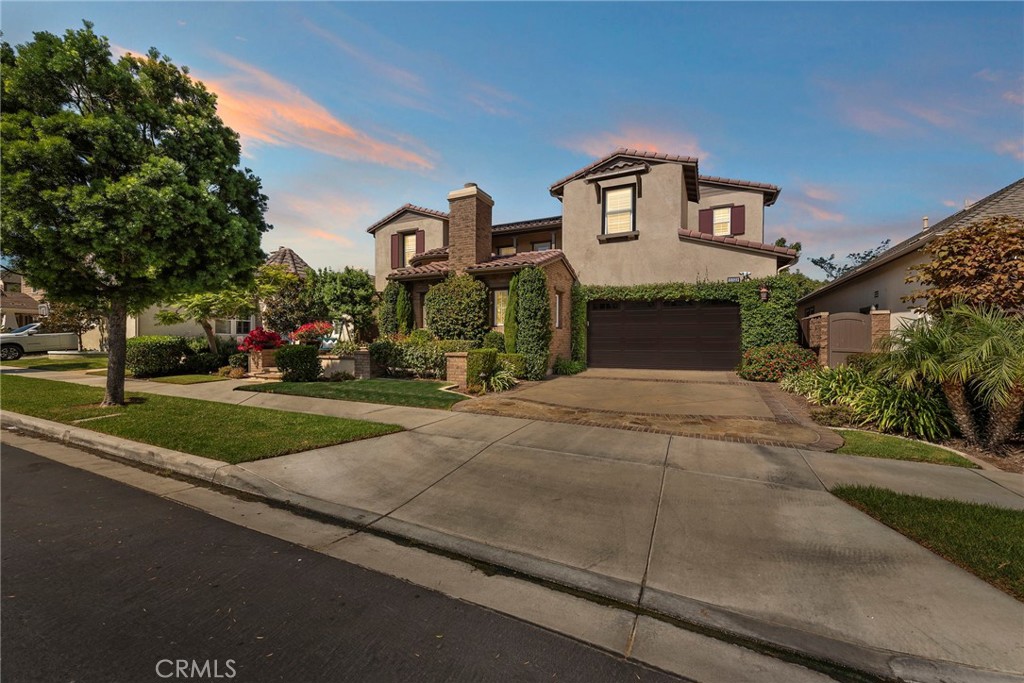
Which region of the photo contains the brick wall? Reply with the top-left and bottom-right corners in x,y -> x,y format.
804,312 -> 829,366
445,352 -> 468,388
353,348 -> 379,379
447,184 -> 493,273
543,260 -> 574,371
870,310 -> 891,352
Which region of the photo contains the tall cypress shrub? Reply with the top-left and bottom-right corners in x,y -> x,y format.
396,285 -> 413,335
504,273 -> 519,353
515,267 -> 551,380
378,281 -> 401,336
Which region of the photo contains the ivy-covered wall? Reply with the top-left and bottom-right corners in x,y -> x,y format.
570,274 -> 815,363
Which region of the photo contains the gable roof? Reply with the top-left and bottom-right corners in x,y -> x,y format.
677,229 -> 799,266
549,148 -> 701,202
365,204 -> 449,234
265,246 -> 312,279
492,216 -> 562,234
0,289 -> 43,314
798,176 -> 1024,303
699,175 -> 781,206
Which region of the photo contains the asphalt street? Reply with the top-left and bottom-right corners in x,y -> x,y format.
1,444 -> 682,683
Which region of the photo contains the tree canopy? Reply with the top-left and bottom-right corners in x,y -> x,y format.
810,239 -> 891,281
1,23 -> 270,403
312,267 -> 376,341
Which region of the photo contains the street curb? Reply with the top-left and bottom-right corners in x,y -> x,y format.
3,412 -> 1021,683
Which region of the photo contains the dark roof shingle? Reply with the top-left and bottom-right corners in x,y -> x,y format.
699,175 -> 781,206
265,246 -> 312,278
677,230 -> 799,262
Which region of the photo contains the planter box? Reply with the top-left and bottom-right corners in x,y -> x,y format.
249,348 -> 279,372
320,355 -> 356,379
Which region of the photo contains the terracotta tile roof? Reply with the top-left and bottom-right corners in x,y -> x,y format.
465,249 -> 567,272
491,216 -> 562,233
799,176 -> 1024,303
699,175 -> 781,206
677,229 -> 799,261
550,148 -> 700,200
365,203 -> 449,234
265,246 -> 312,278
388,261 -> 452,280
408,245 -> 450,265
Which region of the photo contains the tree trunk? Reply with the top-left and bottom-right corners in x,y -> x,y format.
941,380 -> 979,444
252,296 -> 263,330
984,387 -> 1024,451
200,319 -> 219,353
102,301 -> 128,406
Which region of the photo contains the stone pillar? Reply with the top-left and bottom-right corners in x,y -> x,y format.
870,310 -> 891,352
445,352 -> 468,388
805,312 -> 829,367
353,348 -> 379,379
249,348 -> 278,373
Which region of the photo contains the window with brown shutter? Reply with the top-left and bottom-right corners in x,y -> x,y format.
698,209 -> 713,234
390,233 -> 400,269
731,205 -> 745,235
415,229 -> 425,254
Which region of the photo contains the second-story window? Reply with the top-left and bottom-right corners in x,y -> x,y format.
531,241 -> 552,252
402,233 -> 417,266
713,208 -> 731,236
603,186 -> 635,234
496,245 -> 516,256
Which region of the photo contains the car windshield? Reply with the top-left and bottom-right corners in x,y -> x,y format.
8,324 -> 36,334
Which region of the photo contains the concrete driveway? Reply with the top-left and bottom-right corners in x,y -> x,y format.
456,368 -> 837,449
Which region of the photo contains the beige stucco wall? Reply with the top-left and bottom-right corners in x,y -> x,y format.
373,214 -> 448,290
800,251 -> 929,316
560,163 -> 778,286
689,184 -> 766,243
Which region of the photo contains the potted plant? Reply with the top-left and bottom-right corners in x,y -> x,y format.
238,327 -> 284,372
291,321 -> 334,348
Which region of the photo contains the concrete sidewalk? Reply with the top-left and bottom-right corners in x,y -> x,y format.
3,368 -> 1024,681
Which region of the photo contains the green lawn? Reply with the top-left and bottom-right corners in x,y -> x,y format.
2,355 -> 108,371
834,429 -> 977,468
148,374 -> 228,385
0,375 -> 401,464
834,485 -> 1024,600
238,378 -> 467,410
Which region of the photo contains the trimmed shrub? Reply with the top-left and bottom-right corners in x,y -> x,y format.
126,336 -> 188,377
369,337 -> 478,378
275,344 -> 322,382
228,353 -> 249,369
396,285 -> 413,335
553,357 -> 586,375
424,274 -> 488,343
483,331 -> 505,350
378,281 -> 401,336
182,352 -> 222,374
515,267 -> 551,380
504,273 -> 519,353
466,348 -> 498,391
497,353 -> 526,378
737,343 -> 819,382
332,340 -> 359,356
436,339 -> 478,353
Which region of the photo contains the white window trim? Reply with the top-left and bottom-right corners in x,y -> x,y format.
603,186 -> 635,235
712,207 -> 732,237
402,232 -> 417,267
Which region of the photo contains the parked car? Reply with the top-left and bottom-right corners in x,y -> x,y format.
0,323 -> 78,360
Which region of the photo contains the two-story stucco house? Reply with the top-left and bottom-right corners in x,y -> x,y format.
367,149 -> 798,370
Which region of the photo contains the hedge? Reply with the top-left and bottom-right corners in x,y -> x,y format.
275,344 -> 322,382
126,336 -> 189,378
497,353 -> 526,378
570,274 -> 816,363
737,343 -> 818,382
378,281 -> 401,336
466,348 -> 498,391
504,273 -> 519,353
369,337 -> 478,378
515,267 -> 551,380
424,274 -> 488,343
483,331 -> 505,350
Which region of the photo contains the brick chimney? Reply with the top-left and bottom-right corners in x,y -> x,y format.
447,183 -> 493,273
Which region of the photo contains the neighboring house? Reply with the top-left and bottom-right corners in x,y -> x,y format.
367,148 -> 798,370
1,268 -> 46,329
798,177 -> 1024,366
80,246 -> 313,350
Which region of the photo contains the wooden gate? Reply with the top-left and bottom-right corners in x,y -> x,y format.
828,313 -> 871,366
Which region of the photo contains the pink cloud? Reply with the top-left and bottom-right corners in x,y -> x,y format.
564,126 -> 711,161
942,199 -> 958,208
899,102 -> 955,129
788,199 -> 844,223
994,138 -> 1024,161
203,52 -> 435,170
1003,90 -> 1024,106
301,228 -> 351,245
800,183 -> 839,203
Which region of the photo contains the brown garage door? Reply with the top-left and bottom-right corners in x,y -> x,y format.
587,300 -> 742,370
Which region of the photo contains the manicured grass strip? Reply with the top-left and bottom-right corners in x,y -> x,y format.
147,374 -> 228,385
2,356 -> 108,371
238,378 -> 467,410
834,429 -> 977,468
834,485 -> 1024,600
0,375 -> 401,464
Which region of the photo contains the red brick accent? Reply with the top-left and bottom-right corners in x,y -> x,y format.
448,185 -> 493,273
804,312 -> 829,366
542,260 -> 574,372
353,348 -> 379,379
445,352 -> 468,388
870,310 -> 891,352
249,349 -> 278,372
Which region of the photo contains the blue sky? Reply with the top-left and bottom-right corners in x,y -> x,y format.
4,2 -> 1022,279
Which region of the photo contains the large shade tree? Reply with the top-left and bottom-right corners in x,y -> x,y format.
1,23 -> 270,404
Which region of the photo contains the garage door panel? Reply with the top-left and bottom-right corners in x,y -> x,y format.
587,300 -> 741,371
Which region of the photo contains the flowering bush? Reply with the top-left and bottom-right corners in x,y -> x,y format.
237,327 -> 284,352
737,342 -> 818,382
291,320 -> 333,344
